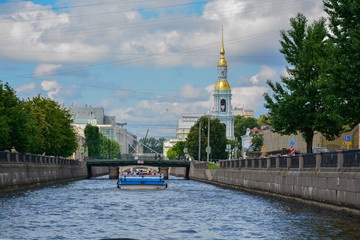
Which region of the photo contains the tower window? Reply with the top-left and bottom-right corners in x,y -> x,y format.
220,99 -> 226,112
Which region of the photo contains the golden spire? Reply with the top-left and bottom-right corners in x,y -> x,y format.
220,26 -> 225,55
218,26 -> 227,67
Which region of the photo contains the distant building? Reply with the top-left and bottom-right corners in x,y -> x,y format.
262,124 -> 359,153
232,107 -> 254,118
176,114 -> 202,141
69,105 -> 138,155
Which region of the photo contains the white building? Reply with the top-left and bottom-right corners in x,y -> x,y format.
69,105 -> 138,155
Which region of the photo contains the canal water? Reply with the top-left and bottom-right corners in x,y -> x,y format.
1,175 -> 360,240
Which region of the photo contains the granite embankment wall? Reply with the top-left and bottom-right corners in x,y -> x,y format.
175,149 -> 360,218
0,151 -> 108,192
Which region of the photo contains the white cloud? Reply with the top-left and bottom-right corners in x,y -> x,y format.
177,83 -> 209,102
41,80 -> 61,99
33,64 -> 62,77
0,0 -> 324,67
16,82 -> 36,93
250,65 -> 278,85
232,86 -> 269,111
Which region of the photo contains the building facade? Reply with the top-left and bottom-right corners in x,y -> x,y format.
69,105 -> 137,155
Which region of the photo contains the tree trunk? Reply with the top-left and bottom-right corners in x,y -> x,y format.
304,130 -> 314,154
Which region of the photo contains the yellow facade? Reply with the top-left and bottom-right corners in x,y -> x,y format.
263,124 -> 359,153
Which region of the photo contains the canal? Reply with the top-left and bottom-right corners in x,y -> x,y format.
1,175 -> 360,240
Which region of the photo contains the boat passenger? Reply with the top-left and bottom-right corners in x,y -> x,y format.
139,170 -> 144,175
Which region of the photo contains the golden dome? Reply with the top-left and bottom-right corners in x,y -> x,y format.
215,80 -> 231,91
218,57 -> 227,67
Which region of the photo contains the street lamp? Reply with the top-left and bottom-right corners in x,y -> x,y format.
199,113 -> 212,162
206,116 -> 210,162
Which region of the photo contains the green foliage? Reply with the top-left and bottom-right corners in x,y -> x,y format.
84,124 -> 121,158
0,82 -> 77,157
186,117 -> 227,160
323,0 -> 360,129
138,137 -> 165,153
166,141 -> 186,160
84,124 -> 101,157
264,13 -> 344,153
0,81 -> 30,152
100,133 -> 121,159
257,115 -> 270,126
250,131 -> 263,151
234,116 -> 260,149
23,95 -> 77,157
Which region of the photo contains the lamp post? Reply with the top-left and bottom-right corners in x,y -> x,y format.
207,116 -> 210,162
198,121 -> 201,161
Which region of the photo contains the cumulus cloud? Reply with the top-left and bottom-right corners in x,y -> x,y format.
0,0 -> 324,67
250,65 -> 278,85
41,80 -> 61,99
177,83 -> 209,102
16,82 -> 36,93
232,86 -> 268,111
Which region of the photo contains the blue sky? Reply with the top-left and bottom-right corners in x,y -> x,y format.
0,0 -> 325,138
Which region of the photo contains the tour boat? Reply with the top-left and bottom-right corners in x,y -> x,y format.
117,174 -> 167,190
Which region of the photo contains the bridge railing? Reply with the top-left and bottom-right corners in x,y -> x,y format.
0,151 -> 82,166
219,149 -> 360,172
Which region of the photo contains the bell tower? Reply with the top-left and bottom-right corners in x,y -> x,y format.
212,28 -> 234,139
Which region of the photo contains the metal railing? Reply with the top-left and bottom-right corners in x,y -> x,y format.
219,149 -> 360,171
0,151 -> 81,166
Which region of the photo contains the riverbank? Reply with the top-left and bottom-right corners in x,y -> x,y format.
0,151 -> 108,192
170,161 -> 360,219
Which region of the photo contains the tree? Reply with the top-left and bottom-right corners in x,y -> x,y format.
323,0 -> 360,129
234,116 -> 260,149
166,141 -> 186,160
186,117 -> 227,160
139,137 -> 165,154
84,124 -> 101,158
257,114 -> 270,126
23,95 -> 77,157
250,131 -> 263,151
0,81 -> 30,152
99,133 -> 121,159
264,13 -> 344,153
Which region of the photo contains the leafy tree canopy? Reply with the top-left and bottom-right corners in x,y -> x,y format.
264,13 -> 344,153
0,81 -> 30,152
138,137 -> 165,154
166,141 -> 186,160
234,116 -> 260,149
250,132 -> 263,152
323,0 -> 360,128
84,124 -> 101,158
186,117 -> 227,161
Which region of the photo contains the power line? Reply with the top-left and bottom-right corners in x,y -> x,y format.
0,0 -> 209,23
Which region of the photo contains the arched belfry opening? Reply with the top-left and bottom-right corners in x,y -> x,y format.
220,99 -> 226,112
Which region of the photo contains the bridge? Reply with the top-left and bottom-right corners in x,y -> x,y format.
86,158 -> 191,179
